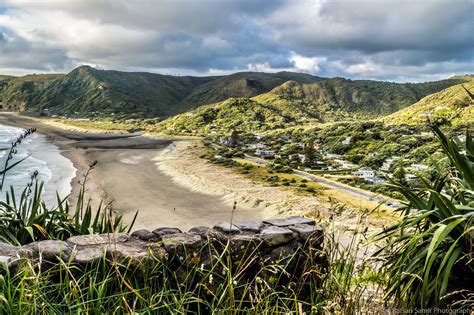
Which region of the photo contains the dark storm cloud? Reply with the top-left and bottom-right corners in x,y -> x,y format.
0,0 -> 472,81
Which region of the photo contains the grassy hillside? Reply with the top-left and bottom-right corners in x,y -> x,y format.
25,66 -> 215,118
269,77 -> 465,117
383,80 -> 474,125
157,77 -> 468,134
0,66 -> 467,122
157,96 -> 318,134
2,67 -> 324,119
0,74 -> 63,111
180,71 -> 322,109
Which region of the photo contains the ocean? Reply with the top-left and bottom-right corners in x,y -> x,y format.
0,123 -> 76,206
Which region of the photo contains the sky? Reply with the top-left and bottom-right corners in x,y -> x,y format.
0,0 -> 473,82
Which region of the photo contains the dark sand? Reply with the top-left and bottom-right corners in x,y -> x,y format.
0,113 -> 263,230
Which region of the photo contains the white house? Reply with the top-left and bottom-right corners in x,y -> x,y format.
254,134 -> 265,141
365,177 -> 385,184
381,158 -> 395,171
352,168 -> 375,178
326,153 -> 342,160
249,143 -> 266,150
409,163 -> 429,171
255,150 -> 275,158
333,159 -> 357,169
456,135 -> 467,143
342,136 -> 352,145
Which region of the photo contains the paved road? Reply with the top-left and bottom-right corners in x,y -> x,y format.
211,145 -> 399,205
244,154 -> 378,200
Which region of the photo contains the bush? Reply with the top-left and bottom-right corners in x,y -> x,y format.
374,126 -> 474,309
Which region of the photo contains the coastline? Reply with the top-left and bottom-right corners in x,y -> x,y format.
0,113 -> 119,209
154,141 -> 323,216
0,112 -> 391,233
0,113 -> 271,230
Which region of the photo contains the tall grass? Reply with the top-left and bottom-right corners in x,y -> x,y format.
0,131 -> 137,245
374,126 -> 473,308
0,216 -> 382,314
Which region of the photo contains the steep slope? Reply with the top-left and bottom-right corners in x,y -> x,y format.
0,75 -> 16,104
269,77 -> 465,117
10,67 -> 323,118
1,66 -> 466,120
27,66 -> 217,118
0,74 -> 63,111
180,71 -> 322,108
158,77 -> 470,134
382,80 -> 474,125
158,82 -> 335,134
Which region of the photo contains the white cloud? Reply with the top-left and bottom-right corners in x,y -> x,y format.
0,0 -> 472,81
289,53 -> 326,73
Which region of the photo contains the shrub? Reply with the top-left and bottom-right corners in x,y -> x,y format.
374,126 -> 473,308
306,187 -> 315,193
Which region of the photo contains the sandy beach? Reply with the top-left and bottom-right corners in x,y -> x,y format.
0,113 -> 273,230
0,112 -> 391,234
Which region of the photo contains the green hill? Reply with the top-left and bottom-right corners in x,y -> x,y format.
157,77 -> 468,134
1,66 -> 324,119
382,80 -> 474,125
157,94 -> 322,134
0,74 -> 63,111
179,71 -> 322,110
268,77 -> 465,117
0,66 -> 467,123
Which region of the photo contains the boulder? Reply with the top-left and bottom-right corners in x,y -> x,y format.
260,226 -> 295,246
264,216 -> 315,227
214,222 -> 241,234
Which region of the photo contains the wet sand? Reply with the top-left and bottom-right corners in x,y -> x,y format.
0,112 -> 265,230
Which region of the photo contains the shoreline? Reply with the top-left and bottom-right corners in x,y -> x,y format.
0,112 -> 271,230
0,112 -> 392,233
0,113 -> 124,209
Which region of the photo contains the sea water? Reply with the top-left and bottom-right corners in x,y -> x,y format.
0,123 -> 76,206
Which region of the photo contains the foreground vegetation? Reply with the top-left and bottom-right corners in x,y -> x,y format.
0,126 -> 472,312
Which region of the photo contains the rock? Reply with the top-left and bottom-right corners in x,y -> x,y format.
288,223 -> 323,240
67,233 -> 129,246
260,226 -> 295,246
264,216 -> 314,227
161,233 -> 202,252
188,226 -> 211,235
23,240 -> 72,261
107,239 -> 167,265
214,222 -> 241,234
0,255 -> 10,265
234,221 -> 264,233
152,227 -> 182,239
132,229 -> 159,242
0,242 -> 18,256
229,234 -> 262,258
74,247 -> 104,264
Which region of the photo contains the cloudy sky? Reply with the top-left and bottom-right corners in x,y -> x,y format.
0,0 -> 473,82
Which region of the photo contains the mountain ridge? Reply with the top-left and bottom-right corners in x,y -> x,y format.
0,66 -> 470,124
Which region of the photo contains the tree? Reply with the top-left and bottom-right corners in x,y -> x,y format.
304,139 -> 316,166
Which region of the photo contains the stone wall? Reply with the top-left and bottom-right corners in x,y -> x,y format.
0,216 -> 325,295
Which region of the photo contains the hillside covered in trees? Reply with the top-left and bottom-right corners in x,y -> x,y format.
0,66 -> 467,122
